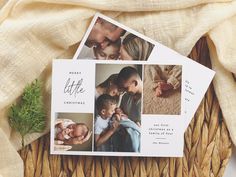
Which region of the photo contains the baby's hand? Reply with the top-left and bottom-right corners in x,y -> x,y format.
62,129 -> 69,135
158,82 -> 173,91
113,113 -> 121,121
155,81 -> 173,97
111,120 -> 119,132
155,86 -> 163,96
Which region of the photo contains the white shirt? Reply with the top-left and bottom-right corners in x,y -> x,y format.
94,115 -> 110,135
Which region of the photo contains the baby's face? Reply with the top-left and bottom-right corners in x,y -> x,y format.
102,103 -> 117,119
63,127 -> 73,134
68,124 -> 88,138
107,84 -> 119,97
115,108 -> 123,115
94,45 -> 120,60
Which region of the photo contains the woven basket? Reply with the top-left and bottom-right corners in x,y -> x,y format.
19,37 -> 232,177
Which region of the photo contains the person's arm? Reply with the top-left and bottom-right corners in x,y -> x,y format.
167,65 -> 182,89
145,65 -> 164,90
56,132 -> 65,141
113,113 -> 121,121
63,136 -> 84,145
95,121 -> 119,147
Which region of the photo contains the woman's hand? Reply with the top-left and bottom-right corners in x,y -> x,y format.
63,131 -> 92,145
80,131 -> 92,143
74,131 -> 92,144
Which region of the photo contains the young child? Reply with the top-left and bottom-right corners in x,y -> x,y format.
93,39 -> 121,60
145,65 -> 182,97
94,94 -> 119,151
55,119 -> 89,143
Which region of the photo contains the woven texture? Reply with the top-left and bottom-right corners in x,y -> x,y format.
19,38 -> 232,177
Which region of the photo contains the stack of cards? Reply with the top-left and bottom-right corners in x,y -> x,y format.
50,13 -> 215,157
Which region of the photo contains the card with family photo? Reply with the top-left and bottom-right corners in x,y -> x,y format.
73,13 -> 155,61
73,13 -> 215,131
51,59 -> 185,157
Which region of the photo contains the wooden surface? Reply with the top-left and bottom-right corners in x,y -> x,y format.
19,37 -> 232,177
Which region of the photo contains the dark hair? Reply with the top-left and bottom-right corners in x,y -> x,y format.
98,74 -> 118,88
117,67 -> 139,87
97,17 -> 126,36
96,94 -> 117,113
98,17 -> 118,31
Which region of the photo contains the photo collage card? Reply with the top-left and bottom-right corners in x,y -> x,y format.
51,60 -> 184,157
50,13 -> 215,157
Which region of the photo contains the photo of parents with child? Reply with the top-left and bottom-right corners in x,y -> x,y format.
94,64 -> 143,152
77,17 -> 154,61
54,113 -> 93,152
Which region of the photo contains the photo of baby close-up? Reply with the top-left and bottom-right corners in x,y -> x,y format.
77,17 -> 154,61
55,120 -> 89,143
54,113 -> 93,152
143,65 -> 182,115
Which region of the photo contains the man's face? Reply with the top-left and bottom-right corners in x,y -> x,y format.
86,21 -> 124,49
120,77 -> 138,94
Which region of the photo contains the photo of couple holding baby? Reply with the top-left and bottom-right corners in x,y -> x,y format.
77,17 -> 154,61
94,64 -> 142,152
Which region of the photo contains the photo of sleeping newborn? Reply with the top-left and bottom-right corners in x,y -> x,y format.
143,65 -> 182,115
54,113 -> 93,152
77,16 -> 154,61
94,64 -> 142,152
55,120 -> 89,142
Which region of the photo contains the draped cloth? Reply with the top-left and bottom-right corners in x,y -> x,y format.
0,0 -> 236,176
